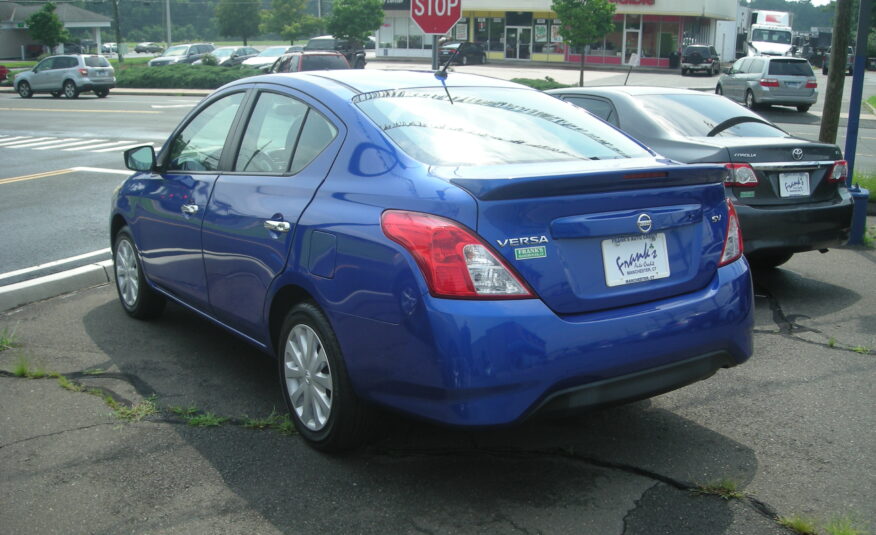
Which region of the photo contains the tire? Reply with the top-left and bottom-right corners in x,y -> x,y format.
681,68 -> 687,76
461,55 -> 469,65
63,80 -> 79,99
745,89 -> 757,109
51,91 -> 61,98
113,227 -> 166,319
354,58 -> 364,69
748,252 -> 793,269
797,104 -> 811,113
17,81 -> 33,98
278,302 -> 372,453
715,85 -> 723,95
95,89 -> 109,98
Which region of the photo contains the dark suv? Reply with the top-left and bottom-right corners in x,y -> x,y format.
681,45 -> 721,76
305,35 -> 366,69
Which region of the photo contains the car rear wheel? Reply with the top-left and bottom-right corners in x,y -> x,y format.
95,89 -> 110,98
63,80 -> 79,99
279,302 -> 372,453
745,90 -> 757,109
715,85 -> 723,95
113,227 -> 166,319
797,104 -> 811,113
748,252 -> 793,269
17,81 -> 33,98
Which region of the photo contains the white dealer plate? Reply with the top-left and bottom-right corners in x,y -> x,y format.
602,233 -> 670,287
779,172 -> 810,197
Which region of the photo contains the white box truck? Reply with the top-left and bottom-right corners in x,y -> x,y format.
745,10 -> 794,56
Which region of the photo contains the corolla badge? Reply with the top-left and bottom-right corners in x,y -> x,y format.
636,213 -> 653,234
792,148 -> 804,160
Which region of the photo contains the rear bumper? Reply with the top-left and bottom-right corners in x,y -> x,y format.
682,62 -> 716,71
336,258 -> 753,426
79,80 -> 115,91
734,194 -> 854,255
753,88 -> 817,106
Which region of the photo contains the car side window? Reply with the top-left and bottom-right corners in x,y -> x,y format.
61,57 -> 78,69
730,58 -> 745,73
235,93 -> 308,173
748,59 -> 764,74
290,110 -> 338,174
562,96 -> 619,127
166,92 -> 244,171
737,58 -> 752,73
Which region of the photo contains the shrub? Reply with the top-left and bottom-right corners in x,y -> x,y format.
200,53 -> 219,67
116,63 -> 259,90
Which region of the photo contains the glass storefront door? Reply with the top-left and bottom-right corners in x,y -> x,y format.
624,29 -> 641,64
505,27 -> 532,59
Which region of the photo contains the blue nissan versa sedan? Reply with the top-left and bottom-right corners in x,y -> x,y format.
111,70 -> 754,452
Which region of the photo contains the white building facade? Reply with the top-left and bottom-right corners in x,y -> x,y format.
378,0 -> 737,67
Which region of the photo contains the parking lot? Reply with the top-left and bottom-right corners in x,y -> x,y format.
1,240 -> 874,534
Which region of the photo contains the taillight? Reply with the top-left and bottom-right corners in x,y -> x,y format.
805,80 -> 817,88
827,160 -> 848,183
381,210 -> 534,299
78,68 -> 88,76
718,200 -> 743,266
724,163 -> 759,187
759,78 -> 779,87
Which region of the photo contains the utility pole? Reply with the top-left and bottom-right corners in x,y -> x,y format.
112,0 -> 123,63
818,0 -> 852,144
165,0 -> 172,48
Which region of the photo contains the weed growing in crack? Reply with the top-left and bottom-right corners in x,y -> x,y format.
851,346 -> 871,355
243,409 -> 284,430
823,515 -> 869,535
113,398 -> 159,422
828,338 -> 837,348
13,355 -> 30,377
272,414 -> 297,435
692,478 -> 746,500
778,515 -> 818,535
185,412 -> 228,427
57,375 -> 84,392
82,368 -> 106,376
0,326 -> 18,351
169,405 -> 200,417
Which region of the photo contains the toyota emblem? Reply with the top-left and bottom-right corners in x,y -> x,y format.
792,148 -> 804,160
636,213 -> 653,234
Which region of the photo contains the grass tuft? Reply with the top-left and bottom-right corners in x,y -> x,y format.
823,516 -> 869,535
272,414 -> 297,435
851,346 -> 871,354
243,409 -> 285,430
778,515 -> 819,535
13,355 -> 30,377
169,405 -> 200,417
0,326 -> 18,351
57,375 -> 83,392
113,398 -> 158,422
185,412 -> 228,427
692,478 -> 746,500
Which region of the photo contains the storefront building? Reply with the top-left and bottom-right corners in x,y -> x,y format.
378,0 -> 736,68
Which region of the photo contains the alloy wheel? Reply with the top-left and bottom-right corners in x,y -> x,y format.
283,324 -> 333,431
115,239 -> 139,308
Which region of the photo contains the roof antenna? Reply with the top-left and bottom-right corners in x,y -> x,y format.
435,47 -> 458,104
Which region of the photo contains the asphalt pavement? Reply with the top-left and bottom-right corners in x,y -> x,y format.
1,236 -> 875,533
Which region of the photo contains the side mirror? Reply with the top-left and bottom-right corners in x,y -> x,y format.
124,145 -> 156,172
723,68 -> 732,74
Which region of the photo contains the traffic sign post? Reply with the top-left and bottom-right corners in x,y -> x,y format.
410,0 -> 462,69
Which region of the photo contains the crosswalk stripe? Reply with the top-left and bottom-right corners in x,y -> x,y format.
62,140 -> 137,152
0,137 -> 57,148
0,136 -> 29,145
33,139 -> 108,150
11,138 -> 77,148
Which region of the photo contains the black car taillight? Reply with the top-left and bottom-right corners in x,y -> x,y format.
827,160 -> 848,183
724,163 -> 759,187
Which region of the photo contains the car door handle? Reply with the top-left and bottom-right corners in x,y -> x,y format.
264,220 -> 291,233
181,204 -> 199,215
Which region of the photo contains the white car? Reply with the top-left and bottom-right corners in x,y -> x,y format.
242,46 -> 299,69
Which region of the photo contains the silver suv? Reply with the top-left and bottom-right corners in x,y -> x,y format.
14,54 -> 115,99
715,55 -> 817,113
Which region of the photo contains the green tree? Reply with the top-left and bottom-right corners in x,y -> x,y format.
551,0 -> 616,86
326,0 -> 383,45
261,0 -> 321,43
25,2 -> 70,52
216,0 -> 261,45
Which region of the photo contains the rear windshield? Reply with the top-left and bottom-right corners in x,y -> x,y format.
307,39 -> 336,50
768,60 -> 813,76
635,94 -> 788,138
355,87 -> 650,166
301,55 -> 349,70
684,46 -> 709,55
84,56 -> 111,67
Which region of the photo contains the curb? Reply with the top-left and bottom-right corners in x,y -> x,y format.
0,260 -> 114,313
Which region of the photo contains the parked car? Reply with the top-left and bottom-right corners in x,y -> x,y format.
305,35 -> 366,68
681,44 -> 721,76
267,51 -> 350,73
111,70 -> 753,452
822,45 -> 854,75
148,43 -> 215,66
438,41 -> 487,65
135,42 -> 164,54
242,46 -> 300,70
101,42 -> 117,54
14,54 -> 115,98
195,46 -> 260,67
716,55 -> 818,112
547,86 -> 852,268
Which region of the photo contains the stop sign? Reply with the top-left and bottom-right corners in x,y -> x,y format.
411,0 -> 461,35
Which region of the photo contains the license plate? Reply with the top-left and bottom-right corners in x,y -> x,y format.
602,233 -> 670,287
785,81 -> 801,88
779,172 -> 810,197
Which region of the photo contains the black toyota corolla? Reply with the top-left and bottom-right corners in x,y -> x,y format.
548,86 -> 853,268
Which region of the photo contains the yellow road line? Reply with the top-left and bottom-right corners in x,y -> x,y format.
0,168 -> 75,185
0,107 -> 159,114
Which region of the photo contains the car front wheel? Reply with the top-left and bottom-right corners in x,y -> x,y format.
17,81 -> 33,98
278,302 -> 372,452
63,80 -> 79,99
113,227 -> 166,319
797,104 -> 811,113
715,85 -> 723,95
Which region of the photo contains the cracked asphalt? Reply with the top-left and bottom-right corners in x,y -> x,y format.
1,239 -> 874,534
